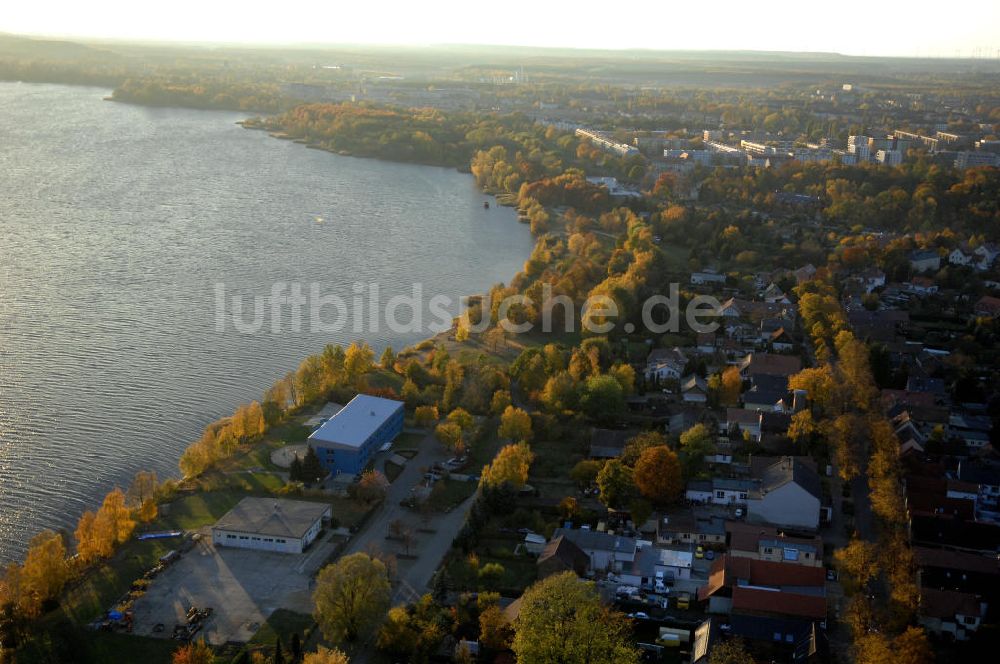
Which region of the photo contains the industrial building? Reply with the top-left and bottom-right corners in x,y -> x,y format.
307,394 -> 404,475
211,497 -> 332,554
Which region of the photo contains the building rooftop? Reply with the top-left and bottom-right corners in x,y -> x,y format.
308,394 -> 403,449
213,497 -> 330,540
753,457 -> 822,502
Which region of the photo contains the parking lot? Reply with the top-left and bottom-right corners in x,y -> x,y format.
130,529 -> 315,645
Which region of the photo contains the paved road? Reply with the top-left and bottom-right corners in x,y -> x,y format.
338,429 -> 476,604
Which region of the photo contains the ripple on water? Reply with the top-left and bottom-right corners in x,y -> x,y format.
0,82 -> 533,562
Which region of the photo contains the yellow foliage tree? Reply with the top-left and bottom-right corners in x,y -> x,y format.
481,443 -> 534,489
498,406 -> 532,443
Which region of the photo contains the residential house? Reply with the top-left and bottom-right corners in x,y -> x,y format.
645,347 -> 688,381
762,283 -> 791,304
949,248 -> 975,266
697,555 -> 827,618
909,249 -> 941,273
975,243 -> 1000,270
620,545 -> 694,587
725,408 -> 763,441
746,457 -> 822,531
682,375 -> 709,403
918,588 -> 985,641
726,522 -> 824,567
550,527 -> 637,574
696,332 -> 718,355
691,271 -> 728,286
905,276 -> 939,296
685,478 -> 755,506
657,510 -> 727,548
973,295 -> 1000,318
858,268 -> 886,293
792,264 -> 817,285
537,535 -> 589,578
743,384 -> 786,412
769,328 -> 795,352
739,353 -> 802,380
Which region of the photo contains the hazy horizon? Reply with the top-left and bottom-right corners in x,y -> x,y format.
3,0 -> 1000,59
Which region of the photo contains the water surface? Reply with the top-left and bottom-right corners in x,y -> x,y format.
0,82 -> 533,561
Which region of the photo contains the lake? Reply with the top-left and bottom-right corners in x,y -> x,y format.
0,82 -> 533,562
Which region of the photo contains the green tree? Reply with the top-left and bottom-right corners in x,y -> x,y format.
512,572 -> 639,664
596,459 -> 635,509
581,374 -> 625,424
301,446 -> 326,483
679,424 -> 715,478
570,459 -> 603,487
313,553 -> 391,643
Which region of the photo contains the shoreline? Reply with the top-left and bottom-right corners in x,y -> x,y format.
0,94 -> 536,567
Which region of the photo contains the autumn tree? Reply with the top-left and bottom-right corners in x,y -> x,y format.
344,342 -> 375,385
621,431 -> 668,466
435,422 -> 465,455
303,648 -> 350,664
376,595 -> 446,662
379,346 -> 396,370
126,471 -> 159,509
414,405 -> 439,428
891,626 -> 933,664
18,531 -> 69,616
719,366 -> 743,406
489,389 -> 512,415
479,604 -> 513,651
498,406 -> 532,442
512,572 -> 639,664
313,553 -> 392,643
708,637 -> 755,664
481,443 -> 533,490
634,446 -> 683,505
353,471 -> 388,504
540,371 -> 579,413
172,640 -> 215,664
834,539 -> 880,592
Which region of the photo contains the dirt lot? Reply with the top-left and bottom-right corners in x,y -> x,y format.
130,529 -> 315,645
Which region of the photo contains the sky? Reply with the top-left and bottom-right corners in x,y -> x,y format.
3,0 -> 1000,58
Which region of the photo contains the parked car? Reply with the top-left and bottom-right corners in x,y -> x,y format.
704,550 -> 715,561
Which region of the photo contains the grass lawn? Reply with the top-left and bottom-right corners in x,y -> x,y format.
530,438 -> 584,479
247,608 -> 315,648
52,492 -> 245,625
426,479 -> 477,512
84,631 -> 179,664
467,421 -> 503,473
366,368 -> 405,392
393,431 -> 425,451
384,460 -> 404,483
445,543 -> 538,596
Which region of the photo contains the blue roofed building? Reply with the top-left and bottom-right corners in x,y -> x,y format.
307,394 -> 404,475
